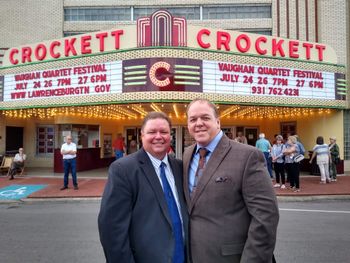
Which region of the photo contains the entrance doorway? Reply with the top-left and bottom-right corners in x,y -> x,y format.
245,127 -> 258,146
125,128 -> 142,154
6,126 -> 24,154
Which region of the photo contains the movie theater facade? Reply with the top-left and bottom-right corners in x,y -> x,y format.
0,10 -> 347,172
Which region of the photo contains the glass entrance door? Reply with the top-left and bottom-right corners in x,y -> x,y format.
125,128 -> 141,154
245,127 -> 258,146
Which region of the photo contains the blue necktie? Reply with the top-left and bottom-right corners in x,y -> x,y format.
159,162 -> 184,263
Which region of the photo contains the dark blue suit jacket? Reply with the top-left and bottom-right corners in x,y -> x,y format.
98,148 -> 188,263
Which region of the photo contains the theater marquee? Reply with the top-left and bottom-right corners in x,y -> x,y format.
3,58 -> 345,102
0,9 -> 347,109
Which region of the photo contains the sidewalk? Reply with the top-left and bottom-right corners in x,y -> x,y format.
0,168 -> 350,200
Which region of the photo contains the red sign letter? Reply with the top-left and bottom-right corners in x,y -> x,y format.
236,34 -> 251,53
9,49 -> 19,65
111,30 -> 124,49
64,38 -> 77,57
96,32 -> 108,52
315,44 -> 326,61
197,29 -> 211,49
34,44 -> 47,61
302,42 -> 313,60
217,31 -> 231,51
289,40 -> 299,58
81,35 -> 92,54
21,47 -> 32,63
255,36 -> 267,55
49,41 -> 61,59
272,39 -> 285,57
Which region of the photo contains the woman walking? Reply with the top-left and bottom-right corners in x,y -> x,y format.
309,136 -> 331,184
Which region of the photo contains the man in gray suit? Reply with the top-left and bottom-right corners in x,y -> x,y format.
183,99 -> 279,263
98,111 -> 188,263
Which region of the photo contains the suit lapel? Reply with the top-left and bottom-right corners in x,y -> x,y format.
138,149 -> 172,226
189,135 -> 231,211
183,144 -> 196,211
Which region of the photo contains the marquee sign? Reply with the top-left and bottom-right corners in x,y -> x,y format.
2,10 -> 338,66
122,58 -> 202,92
2,58 -> 345,102
4,62 -> 122,100
203,61 -> 344,100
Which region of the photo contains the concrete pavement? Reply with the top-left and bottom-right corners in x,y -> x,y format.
0,167 -> 349,200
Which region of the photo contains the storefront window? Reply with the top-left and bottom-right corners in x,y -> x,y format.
57,124 -> 100,149
36,126 -> 55,155
280,122 -> 297,140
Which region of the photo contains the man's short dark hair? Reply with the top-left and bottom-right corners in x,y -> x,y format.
141,111 -> 172,131
186,98 -> 219,118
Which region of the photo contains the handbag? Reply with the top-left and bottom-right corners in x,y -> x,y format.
293,153 -> 305,163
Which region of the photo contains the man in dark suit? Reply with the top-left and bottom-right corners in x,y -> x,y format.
98,111 -> 188,263
183,99 -> 279,263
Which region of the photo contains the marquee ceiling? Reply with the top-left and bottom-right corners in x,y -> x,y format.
1,103 -> 334,120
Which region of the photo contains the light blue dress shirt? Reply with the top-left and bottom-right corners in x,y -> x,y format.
146,152 -> 183,225
188,130 -> 223,193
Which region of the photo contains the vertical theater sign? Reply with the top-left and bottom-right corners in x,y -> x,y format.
0,9 -> 347,109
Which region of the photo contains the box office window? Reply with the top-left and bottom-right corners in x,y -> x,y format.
57,124 -> 100,149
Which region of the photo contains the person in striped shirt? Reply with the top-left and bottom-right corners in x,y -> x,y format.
309,136 -> 331,184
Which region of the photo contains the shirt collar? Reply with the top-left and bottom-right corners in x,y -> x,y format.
145,151 -> 169,167
196,130 -> 223,154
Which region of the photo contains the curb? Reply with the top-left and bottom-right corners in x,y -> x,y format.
0,197 -> 102,204
277,195 -> 350,202
2,195 -> 350,204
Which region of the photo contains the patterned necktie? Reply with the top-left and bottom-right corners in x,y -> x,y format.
159,162 -> 184,263
191,148 -> 209,196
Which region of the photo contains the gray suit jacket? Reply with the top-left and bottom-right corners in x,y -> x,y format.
98,148 -> 188,263
183,135 -> 279,263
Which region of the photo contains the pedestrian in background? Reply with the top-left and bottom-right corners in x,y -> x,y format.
310,136 -> 331,184
271,135 -> 286,189
60,135 -> 78,190
128,139 -> 138,154
183,98 -> 279,263
283,135 -> 301,192
235,131 -> 248,144
112,133 -> 126,160
256,132 -> 273,178
329,136 -> 340,182
8,147 -> 26,180
294,134 -> 306,156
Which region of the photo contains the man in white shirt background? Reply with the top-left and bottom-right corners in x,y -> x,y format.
8,147 -> 26,180
60,135 -> 78,190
